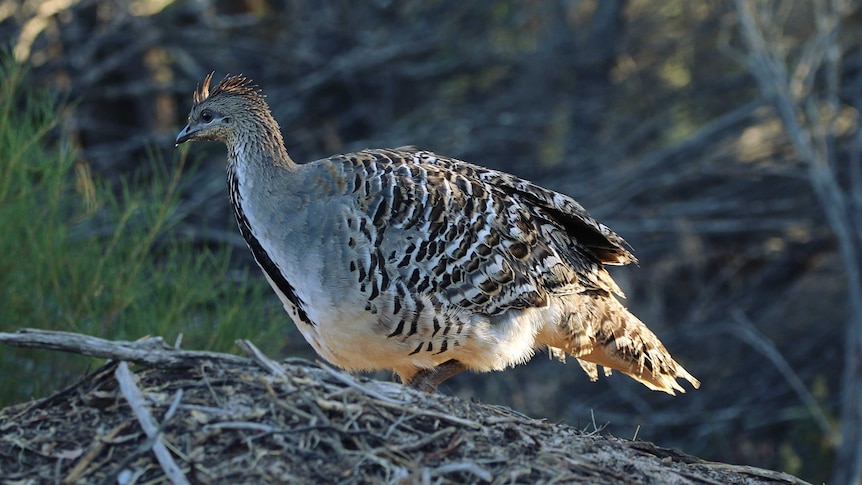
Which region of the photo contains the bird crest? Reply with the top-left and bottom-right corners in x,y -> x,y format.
193,72 -> 264,105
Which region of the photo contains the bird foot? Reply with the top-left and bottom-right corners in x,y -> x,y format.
405,360 -> 466,393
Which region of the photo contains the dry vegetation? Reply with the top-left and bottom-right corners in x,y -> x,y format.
0,330 -> 809,484
2,0 -> 862,483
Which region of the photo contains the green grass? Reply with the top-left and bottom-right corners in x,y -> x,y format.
0,57 -> 286,406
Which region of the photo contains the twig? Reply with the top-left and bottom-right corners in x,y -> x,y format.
373,401 -> 482,430
316,360 -> 408,406
426,461 -> 492,482
587,99 -> 765,212
0,328 -> 249,367
63,422 -> 131,484
383,427 -> 456,454
728,309 -> 837,445
115,362 -> 190,485
236,339 -> 287,377
202,421 -> 282,433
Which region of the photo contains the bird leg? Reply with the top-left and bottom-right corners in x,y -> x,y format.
405,359 -> 466,393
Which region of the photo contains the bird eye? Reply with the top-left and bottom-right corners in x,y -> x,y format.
201,110 -> 214,123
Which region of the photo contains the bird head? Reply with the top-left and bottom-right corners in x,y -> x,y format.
175,73 -> 269,146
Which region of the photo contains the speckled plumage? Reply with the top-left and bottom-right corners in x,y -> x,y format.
176,74 -> 699,394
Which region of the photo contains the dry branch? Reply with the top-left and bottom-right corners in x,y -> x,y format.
115,362 -> 189,485
729,309 -> 835,444
0,328 -> 812,484
0,328 -> 248,367
732,2 -> 862,482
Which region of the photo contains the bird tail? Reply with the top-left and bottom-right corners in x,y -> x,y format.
545,294 -> 700,395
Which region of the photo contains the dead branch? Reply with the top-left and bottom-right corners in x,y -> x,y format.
0,328 -> 248,368
115,362 -> 189,485
732,1 -> 862,483
728,308 -> 836,444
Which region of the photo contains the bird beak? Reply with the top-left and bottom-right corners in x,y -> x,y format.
175,124 -> 195,146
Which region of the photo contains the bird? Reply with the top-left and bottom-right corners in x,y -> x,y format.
175,73 -> 699,394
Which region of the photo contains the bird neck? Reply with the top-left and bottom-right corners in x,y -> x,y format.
224,112 -> 306,235
224,110 -> 309,231
227,111 -> 298,174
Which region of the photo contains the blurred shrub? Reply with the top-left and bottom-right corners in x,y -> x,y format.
0,55 -> 285,405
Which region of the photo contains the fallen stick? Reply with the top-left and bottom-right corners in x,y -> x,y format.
115,362 -> 190,485
0,328 -> 247,367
